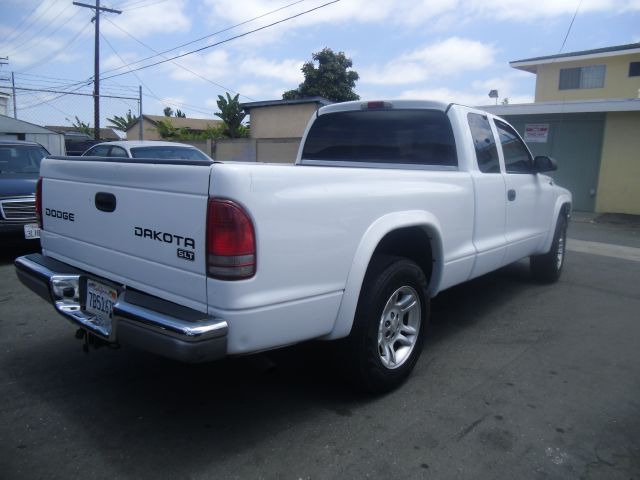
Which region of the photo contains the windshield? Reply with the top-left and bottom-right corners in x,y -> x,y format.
0,145 -> 48,174
130,146 -> 211,161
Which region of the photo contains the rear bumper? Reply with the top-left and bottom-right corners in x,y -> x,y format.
15,253 -> 228,363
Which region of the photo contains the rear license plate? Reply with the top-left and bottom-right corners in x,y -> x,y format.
24,223 -> 40,239
85,279 -> 118,333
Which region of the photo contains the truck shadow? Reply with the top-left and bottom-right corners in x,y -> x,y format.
2,259 -> 544,477
0,241 -> 40,266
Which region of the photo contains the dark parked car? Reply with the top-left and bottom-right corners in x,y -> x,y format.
0,140 -> 48,243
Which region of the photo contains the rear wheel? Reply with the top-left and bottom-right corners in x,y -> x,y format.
530,214 -> 568,283
343,255 -> 428,393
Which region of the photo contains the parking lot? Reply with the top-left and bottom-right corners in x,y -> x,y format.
1,215 -> 639,480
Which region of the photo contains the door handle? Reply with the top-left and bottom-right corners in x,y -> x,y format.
95,192 -> 117,212
507,189 -> 516,201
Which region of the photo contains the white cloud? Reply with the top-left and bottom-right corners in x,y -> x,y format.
102,52 -> 139,71
361,37 -> 495,86
164,50 -> 231,82
202,0 -> 640,39
239,57 -> 303,83
102,1 -> 190,38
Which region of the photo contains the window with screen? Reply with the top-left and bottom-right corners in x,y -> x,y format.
559,65 -> 605,89
301,109 -> 457,167
467,113 -> 500,173
495,120 -> 533,174
629,61 -> 640,77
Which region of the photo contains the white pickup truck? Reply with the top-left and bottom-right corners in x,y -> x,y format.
15,100 -> 571,392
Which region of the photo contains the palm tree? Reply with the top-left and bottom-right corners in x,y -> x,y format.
107,110 -> 139,132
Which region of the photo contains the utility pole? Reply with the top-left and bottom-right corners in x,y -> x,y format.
11,72 -> 17,118
138,85 -> 143,140
73,1 -> 121,140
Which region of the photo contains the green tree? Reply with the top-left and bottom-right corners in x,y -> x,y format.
71,116 -> 93,136
107,109 -> 139,132
164,106 -> 187,118
283,48 -> 359,102
215,93 -> 247,138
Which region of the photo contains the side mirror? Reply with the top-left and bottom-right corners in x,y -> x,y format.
534,155 -> 557,173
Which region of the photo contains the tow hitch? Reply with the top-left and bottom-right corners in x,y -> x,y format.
75,329 -> 119,353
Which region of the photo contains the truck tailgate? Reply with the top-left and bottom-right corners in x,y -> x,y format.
40,158 -> 211,311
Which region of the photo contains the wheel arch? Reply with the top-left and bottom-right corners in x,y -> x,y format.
540,196 -> 572,253
324,210 -> 443,340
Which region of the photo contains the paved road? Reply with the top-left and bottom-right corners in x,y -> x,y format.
1,220 -> 639,479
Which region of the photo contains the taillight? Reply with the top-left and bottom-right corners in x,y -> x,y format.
35,177 -> 43,228
206,199 -> 256,280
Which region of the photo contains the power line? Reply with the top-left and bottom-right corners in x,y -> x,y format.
559,0 -> 583,53
101,0 -> 308,76
4,0 -> 59,46
18,19 -> 94,74
101,0 -> 340,80
0,3 -> 41,44
5,5 -> 77,57
99,30 -> 214,116
124,0 -> 171,11
102,17 -> 255,100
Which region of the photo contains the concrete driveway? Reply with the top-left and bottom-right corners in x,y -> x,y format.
1,217 -> 639,479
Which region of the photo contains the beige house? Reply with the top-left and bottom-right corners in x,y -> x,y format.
218,97 -> 331,163
125,114 -> 223,141
484,43 -> 640,215
511,43 -> 640,102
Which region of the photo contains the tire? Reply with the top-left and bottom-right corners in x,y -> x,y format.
530,214 -> 568,283
342,255 -> 429,393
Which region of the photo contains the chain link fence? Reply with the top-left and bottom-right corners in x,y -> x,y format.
0,73 -> 140,141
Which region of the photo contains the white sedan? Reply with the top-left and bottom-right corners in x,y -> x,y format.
82,141 -> 213,162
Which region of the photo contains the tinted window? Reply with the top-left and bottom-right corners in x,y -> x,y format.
130,146 -> 210,161
467,113 -> 500,173
495,120 -> 533,174
84,145 -> 111,156
0,145 -> 48,174
629,61 -> 640,77
109,146 -> 129,158
302,109 -> 457,167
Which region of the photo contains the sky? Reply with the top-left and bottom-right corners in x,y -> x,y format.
0,0 -> 639,129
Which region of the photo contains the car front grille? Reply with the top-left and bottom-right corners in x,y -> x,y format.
0,197 -> 37,223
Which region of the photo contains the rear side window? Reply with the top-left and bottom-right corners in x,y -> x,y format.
495,120 -> 533,174
109,146 -> 129,158
84,145 -> 111,156
468,113 -> 500,173
302,109 -> 457,167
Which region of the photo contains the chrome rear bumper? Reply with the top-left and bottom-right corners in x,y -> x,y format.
15,254 -> 227,363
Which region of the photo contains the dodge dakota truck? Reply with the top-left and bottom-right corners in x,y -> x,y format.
15,100 -> 571,392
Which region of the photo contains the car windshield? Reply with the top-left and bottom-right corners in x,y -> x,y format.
0,145 -> 48,174
129,146 -> 211,161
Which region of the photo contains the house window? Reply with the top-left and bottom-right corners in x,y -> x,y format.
559,65 -> 606,90
630,61 -> 640,77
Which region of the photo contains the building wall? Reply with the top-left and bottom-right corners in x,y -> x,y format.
249,104 -> 317,139
126,118 -> 161,140
535,53 -> 640,102
505,113 -> 605,212
596,112 -> 640,214
216,138 -> 256,161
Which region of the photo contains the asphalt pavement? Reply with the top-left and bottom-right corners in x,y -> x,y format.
0,218 -> 638,479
